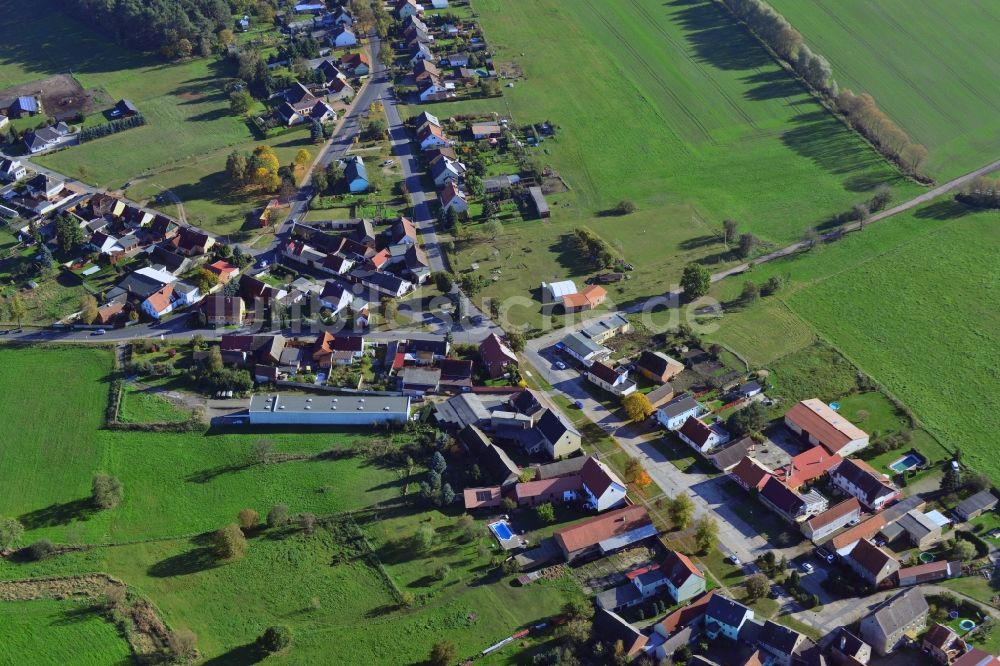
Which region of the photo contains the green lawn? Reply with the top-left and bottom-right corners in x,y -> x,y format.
704,200 -> 1000,482
0,345 -> 579,663
0,598 -> 132,665
445,0 -> 915,327
118,384 -> 193,424
0,0 -> 298,237
766,0 -> 1000,180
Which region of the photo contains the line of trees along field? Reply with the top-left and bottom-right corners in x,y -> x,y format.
717,0 -> 929,178
56,0 -> 233,56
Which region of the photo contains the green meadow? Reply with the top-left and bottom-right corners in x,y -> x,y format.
0,598 -> 132,665
0,346 -> 580,663
706,200 -> 1000,481
767,0 -> 1000,180
443,0 -> 915,323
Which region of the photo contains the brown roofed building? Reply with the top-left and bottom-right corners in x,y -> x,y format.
514,476 -> 583,507
463,486 -> 503,510
553,505 -> 653,562
562,284 -> 607,312
785,399 -> 870,456
923,623 -> 966,665
846,538 -> 900,586
731,456 -> 772,492
202,295 -> 245,326
593,608 -> 648,658
479,332 -> 518,378
781,445 -> 843,490
830,514 -> 887,552
802,498 -> 861,541
636,350 -> 684,383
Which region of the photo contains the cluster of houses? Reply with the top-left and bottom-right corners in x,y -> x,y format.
596,573 -> 998,665
402,14 -> 486,103
408,111 -> 471,214
273,52 -> 369,127
2,171 -> 74,216
279,217 -> 429,300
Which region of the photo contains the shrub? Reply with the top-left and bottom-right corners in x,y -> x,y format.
24,540 -> 56,561
238,508 -> 259,530
259,626 -> 292,653
91,473 -> 124,510
214,523 -> 248,561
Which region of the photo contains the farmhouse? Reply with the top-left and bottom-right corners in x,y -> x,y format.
579,457 -> 627,512
202,296 -> 245,326
656,394 -> 703,430
636,350 -> 684,383
418,75 -> 452,102
343,156 -> 369,193
779,446 -> 842,490
730,456 -> 773,492
923,623 -> 966,665
478,333 -> 518,378
831,458 -> 901,512
784,399 -> 870,456
24,123 -> 72,154
661,549 -> 706,603
429,154 -> 466,187
439,181 -> 468,213
586,361 -> 636,397
329,26 -> 358,47
845,538 -> 900,586
704,595 -> 754,641
677,416 -> 730,453
514,476 -> 581,508
859,588 -> 928,656
552,505 -> 654,562
0,158 -> 25,182
339,52 -> 370,76
249,393 -> 410,426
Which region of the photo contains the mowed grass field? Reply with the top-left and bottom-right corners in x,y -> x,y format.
705,200 -> 1000,480
0,346 -> 579,663
0,599 -> 132,666
767,0 -> 1000,180
445,0 -> 914,322
0,0 -> 295,236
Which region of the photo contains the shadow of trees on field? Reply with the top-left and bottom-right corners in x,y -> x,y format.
201,642 -> 266,666
781,111 -> 872,176
147,546 -> 219,578
914,199 -> 973,220
19,498 -> 95,529
670,0 -> 773,71
741,69 -> 803,102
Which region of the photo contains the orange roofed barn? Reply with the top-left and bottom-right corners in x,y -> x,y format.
562,285 -> 607,312
553,505 -> 654,562
784,399 -> 870,456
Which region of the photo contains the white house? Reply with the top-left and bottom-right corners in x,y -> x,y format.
677,416 -> 730,453
419,76 -> 449,102
439,181 -> 468,213
586,361 -> 637,397
656,394 -> 704,430
417,123 -> 449,150
580,457 -> 627,512
0,158 -> 25,182
141,284 -> 176,320
329,26 -> 358,47
429,155 -> 466,187
830,458 -> 901,512
704,595 -> 754,641
318,281 -> 355,314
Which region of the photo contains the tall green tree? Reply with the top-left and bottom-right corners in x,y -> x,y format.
680,263 -> 711,299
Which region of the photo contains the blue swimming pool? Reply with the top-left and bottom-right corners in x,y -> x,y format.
890,453 -> 922,473
490,521 -> 514,541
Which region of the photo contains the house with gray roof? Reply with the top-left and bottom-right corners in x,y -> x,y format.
657,393 -> 704,430
434,393 -> 489,430
559,331 -> 610,366
860,588 -> 928,655
955,490 -> 998,521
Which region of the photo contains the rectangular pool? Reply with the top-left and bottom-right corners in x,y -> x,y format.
889,453 -> 921,473
489,521 -> 514,541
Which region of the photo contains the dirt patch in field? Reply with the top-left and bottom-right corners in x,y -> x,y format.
495,61 -> 524,79
176,91 -> 202,101
540,173 -> 569,195
0,74 -> 109,120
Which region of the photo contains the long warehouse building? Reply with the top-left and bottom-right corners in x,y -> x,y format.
249,393 -> 411,426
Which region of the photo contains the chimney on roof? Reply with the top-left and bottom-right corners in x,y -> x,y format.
840,634 -> 846,650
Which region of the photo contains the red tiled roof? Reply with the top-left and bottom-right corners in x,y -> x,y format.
553,505 -> 651,554
515,475 -> 582,499
207,260 -> 237,276
785,399 -> 868,454
479,333 -> 517,367
656,591 -> 715,635
848,538 -> 897,577
145,284 -> 174,313
588,361 -> 620,384
731,456 -> 772,491
831,514 -> 886,550
782,445 -> 843,488
463,486 -> 502,509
